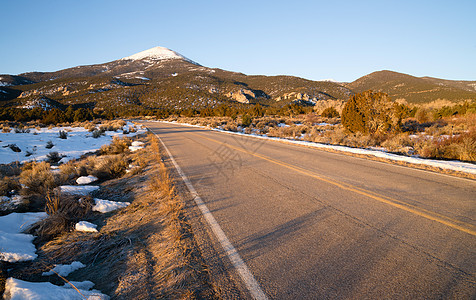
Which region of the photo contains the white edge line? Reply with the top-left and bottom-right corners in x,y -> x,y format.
151,131 -> 268,300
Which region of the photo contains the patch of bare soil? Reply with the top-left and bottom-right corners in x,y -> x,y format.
2,134 -> 217,299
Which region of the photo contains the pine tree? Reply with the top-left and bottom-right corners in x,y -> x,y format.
342,90 -> 399,134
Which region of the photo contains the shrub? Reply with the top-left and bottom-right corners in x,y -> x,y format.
20,161 -> 56,195
84,123 -> 96,132
342,90 -> 400,134
415,130 -> 476,162
58,130 -> 68,139
92,155 -> 128,180
46,151 -> 63,164
241,114 -> 253,127
8,144 -> 21,152
415,108 -> 432,123
45,140 -> 54,149
29,192 -> 94,241
0,177 -> 20,196
381,133 -> 414,154
99,120 -> 126,132
92,129 -> 104,138
321,107 -> 340,118
100,137 -> 131,155
14,127 -> 30,133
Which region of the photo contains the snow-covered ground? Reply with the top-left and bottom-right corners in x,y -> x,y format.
76,175 -> 98,185
129,140 -> 145,152
59,185 -> 99,195
0,122 -> 145,165
93,198 -> 130,213
4,278 -> 109,300
159,121 -> 476,175
0,212 -> 48,262
42,261 -> 85,277
75,221 -> 98,232
0,195 -> 23,211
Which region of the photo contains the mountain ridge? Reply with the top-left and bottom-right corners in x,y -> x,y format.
346,70 -> 476,103
1,48 -> 474,111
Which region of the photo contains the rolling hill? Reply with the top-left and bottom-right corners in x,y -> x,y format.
347,70 -> 476,104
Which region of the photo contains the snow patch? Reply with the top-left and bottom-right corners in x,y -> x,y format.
121,46 -> 197,65
76,175 -> 98,185
59,185 -> 99,195
42,261 -> 85,276
63,281 -> 95,291
0,121 -> 146,165
0,212 -> 47,262
93,199 -> 130,213
0,195 -> 23,211
75,221 -> 98,232
129,140 -> 145,152
4,278 -> 109,300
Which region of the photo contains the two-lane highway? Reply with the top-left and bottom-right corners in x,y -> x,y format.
145,121 -> 475,299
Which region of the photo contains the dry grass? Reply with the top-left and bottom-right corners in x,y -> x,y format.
0,176 -> 20,196
6,133 -> 216,299
59,153 -> 130,183
91,155 -> 129,180
100,136 -> 131,155
98,120 -> 127,132
19,162 -> 57,195
27,192 -> 94,242
381,133 -> 414,155
415,129 -> 476,162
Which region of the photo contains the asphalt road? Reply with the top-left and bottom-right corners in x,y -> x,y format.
145,121 -> 476,299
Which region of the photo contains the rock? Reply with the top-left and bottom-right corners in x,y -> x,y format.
226,89 -> 257,103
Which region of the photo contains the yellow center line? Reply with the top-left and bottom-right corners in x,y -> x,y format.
195,133 -> 476,236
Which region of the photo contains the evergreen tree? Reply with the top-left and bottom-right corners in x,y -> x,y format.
342,90 -> 400,134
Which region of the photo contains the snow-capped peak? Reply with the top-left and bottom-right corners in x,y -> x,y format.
121,46 -> 197,64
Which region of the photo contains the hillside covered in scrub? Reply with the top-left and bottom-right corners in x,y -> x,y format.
1,46 -> 475,119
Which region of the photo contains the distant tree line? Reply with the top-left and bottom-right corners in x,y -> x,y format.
2,90 -> 472,127
0,106 -> 96,124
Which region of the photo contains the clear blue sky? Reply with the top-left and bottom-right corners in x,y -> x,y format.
1,0 -> 475,82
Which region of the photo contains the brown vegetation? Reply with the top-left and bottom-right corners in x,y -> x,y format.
166,98 -> 476,164
2,133 -> 216,298
19,162 -> 57,195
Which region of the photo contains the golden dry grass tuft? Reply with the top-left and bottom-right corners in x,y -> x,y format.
100,136 -> 131,155
28,192 -> 94,242
20,162 -> 56,195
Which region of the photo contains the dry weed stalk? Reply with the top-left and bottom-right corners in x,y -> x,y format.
39,261 -> 88,300
45,191 -> 60,215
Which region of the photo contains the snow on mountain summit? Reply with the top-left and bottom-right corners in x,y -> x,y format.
121,46 -> 197,64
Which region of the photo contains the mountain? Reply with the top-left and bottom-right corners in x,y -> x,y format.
121,46 -> 198,64
347,70 -> 476,104
1,46 -> 353,111
2,49 -> 475,112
